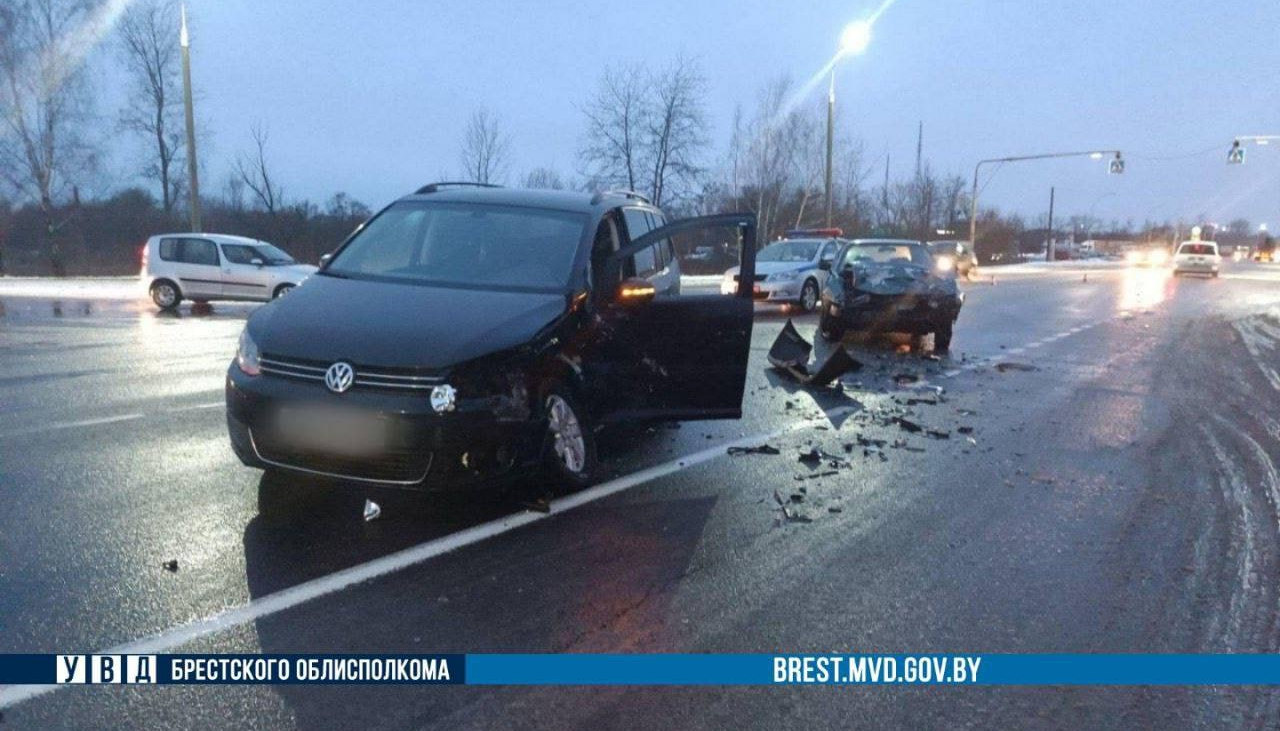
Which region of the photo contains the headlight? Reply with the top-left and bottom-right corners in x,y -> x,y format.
1125,251 -> 1143,265
1148,250 -> 1168,266
935,255 -> 955,273
430,384 -> 457,413
236,329 -> 261,376
767,270 -> 801,282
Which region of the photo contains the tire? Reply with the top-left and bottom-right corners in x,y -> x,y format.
934,321 -> 954,352
273,283 -> 295,299
542,386 -> 598,490
797,278 -> 820,313
150,279 -> 181,310
818,305 -> 846,341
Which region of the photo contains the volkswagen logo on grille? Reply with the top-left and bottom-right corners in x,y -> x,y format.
324,362 -> 355,393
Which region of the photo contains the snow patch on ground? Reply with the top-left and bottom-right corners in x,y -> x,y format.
980,259 -> 1128,275
1233,308 -> 1280,393
0,276 -> 146,300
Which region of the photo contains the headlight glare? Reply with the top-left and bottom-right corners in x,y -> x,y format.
236,329 -> 261,376
935,255 -> 955,273
430,384 -> 457,413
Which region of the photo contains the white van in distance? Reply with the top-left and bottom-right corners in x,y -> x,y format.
141,233 -> 317,309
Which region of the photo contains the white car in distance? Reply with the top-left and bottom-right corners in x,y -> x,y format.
1171,241 -> 1221,278
141,233 -> 317,309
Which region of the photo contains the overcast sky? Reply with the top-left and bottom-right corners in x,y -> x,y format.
99,0 -> 1280,227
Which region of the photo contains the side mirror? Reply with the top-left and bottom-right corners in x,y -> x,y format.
818,259 -> 833,271
319,253 -> 332,267
839,266 -> 856,283
250,258 -> 265,267
616,277 -> 656,305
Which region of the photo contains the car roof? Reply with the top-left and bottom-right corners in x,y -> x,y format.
150,233 -> 268,245
400,186 -> 652,216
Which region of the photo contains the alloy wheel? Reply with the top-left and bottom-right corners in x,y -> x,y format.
546,394 -> 586,475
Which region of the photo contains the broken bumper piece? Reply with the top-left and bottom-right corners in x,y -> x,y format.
767,319 -> 863,387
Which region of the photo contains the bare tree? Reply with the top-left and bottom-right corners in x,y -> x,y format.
0,0 -> 100,274
222,173 -> 245,212
234,124 -> 282,214
458,108 -> 510,184
578,64 -> 649,193
116,0 -> 183,213
522,167 -> 566,190
644,57 -> 709,207
325,191 -> 370,219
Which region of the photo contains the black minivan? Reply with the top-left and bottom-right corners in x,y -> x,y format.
226,183 -> 757,491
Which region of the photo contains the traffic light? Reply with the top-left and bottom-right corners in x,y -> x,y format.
1228,140 -> 1246,165
1108,152 -> 1125,175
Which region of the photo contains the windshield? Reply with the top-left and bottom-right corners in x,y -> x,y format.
221,242 -> 296,265
325,201 -> 588,291
758,240 -> 821,263
843,243 -> 931,267
1177,243 -> 1216,256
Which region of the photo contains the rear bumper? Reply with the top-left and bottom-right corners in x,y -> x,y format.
225,365 -> 542,489
1173,261 -> 1219,274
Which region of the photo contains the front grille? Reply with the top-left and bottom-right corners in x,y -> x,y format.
260,354 -> 446,392
250,427 -> 432,485
732,274 -> 768,282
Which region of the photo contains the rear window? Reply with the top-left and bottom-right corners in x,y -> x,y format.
158,237 -> 219,266
1177,244 -> 1217,256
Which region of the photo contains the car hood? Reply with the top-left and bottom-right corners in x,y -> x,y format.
248,274 -> 568,370
849,261 -> 956,295
280,263 -> 319,276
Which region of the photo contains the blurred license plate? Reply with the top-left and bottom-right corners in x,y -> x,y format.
275,406 -> 388,455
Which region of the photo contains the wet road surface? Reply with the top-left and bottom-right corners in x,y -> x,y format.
4,262 -> 1280,728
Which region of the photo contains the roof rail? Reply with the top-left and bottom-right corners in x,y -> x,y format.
590,189 -> 652,205
414,181 -> 503,195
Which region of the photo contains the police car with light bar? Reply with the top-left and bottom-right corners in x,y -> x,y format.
720,229 -> 846,312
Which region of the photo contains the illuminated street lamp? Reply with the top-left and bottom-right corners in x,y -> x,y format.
825,20 -> 873,227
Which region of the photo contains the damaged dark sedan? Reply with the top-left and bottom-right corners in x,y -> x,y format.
817,239 -> 963,350
225,183 -> 757,496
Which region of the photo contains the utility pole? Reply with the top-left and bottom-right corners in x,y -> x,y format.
1045,186 -> 1055,262
882,152 -> 890,208
180,4 -> 202,232
824,69 -> 835,228
915,121 -> 923,178
969,149 -> 1123,256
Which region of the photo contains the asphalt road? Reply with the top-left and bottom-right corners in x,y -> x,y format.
4,262 -> 1280,728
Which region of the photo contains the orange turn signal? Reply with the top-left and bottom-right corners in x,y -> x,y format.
617,278 -> 656,304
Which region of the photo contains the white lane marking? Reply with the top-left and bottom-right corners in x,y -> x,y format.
0,413 -> 144,439
0,409 -> 847,710
168,401 -> 225,413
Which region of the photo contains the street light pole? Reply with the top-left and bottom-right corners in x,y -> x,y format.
180,4 -> 201,233
824,69 -> 835,228
969,149 -> 1123,260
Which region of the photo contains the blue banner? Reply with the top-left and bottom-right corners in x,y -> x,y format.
6,653 -> 1280,687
